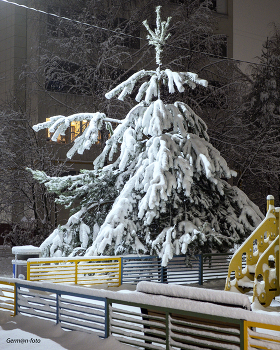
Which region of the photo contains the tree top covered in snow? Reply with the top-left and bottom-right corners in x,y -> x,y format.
30,6 -> 264,265
33,7 -> 208,162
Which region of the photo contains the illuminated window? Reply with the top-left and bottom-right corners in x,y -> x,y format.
45,60 -> 93,95
46,118 -> 66,143
46,119 -> 102,144
70,120 -> 88,142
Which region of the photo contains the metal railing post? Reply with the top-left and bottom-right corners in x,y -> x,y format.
157,257 -> 161,282
120,257 -> 123,286
56,293 -> 60,324
199,254 -> 203,285
166,311 -> 170,350
27,261 -> 30,280
241,319 -> 246,350
14,283 -> 18,316
105,299 -> 110,338
161,266 -> 168,283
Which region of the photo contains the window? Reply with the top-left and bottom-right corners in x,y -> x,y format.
46,119 -> 100,144
46,118 -> 66,143
170,1 -> 227,14
70,120 -> 90,142
45,60 -> 93,95
216,0 -> 227,14
208,0 -> 217,11
206,0 -> 228,14
107,122 -> 119,138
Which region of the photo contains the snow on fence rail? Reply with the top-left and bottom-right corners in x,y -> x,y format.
107,298 -> 243,350
1,278 -> 280,349
27,256 -> 121,287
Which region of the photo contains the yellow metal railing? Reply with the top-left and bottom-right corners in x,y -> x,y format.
253,235 -> 280,307
244,320 -> 280,350
0,280 -> 16,316
225,197 -> 278,294
27,256 -> 122,287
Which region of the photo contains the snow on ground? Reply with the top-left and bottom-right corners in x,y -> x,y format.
1,245 -> 280,348
252,295 -> 280,316
0,246 -> 134,349
0,312 -> 134,350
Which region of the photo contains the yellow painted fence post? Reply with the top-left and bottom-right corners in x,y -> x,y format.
27,261 -> 30,280
267,194 -> 274,212
75,261 -> 78,284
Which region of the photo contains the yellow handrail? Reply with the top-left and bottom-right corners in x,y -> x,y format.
244,320 -> 280,350
253,235 -> 280,307
27,256 -> 122,287
225,201 -> 278,294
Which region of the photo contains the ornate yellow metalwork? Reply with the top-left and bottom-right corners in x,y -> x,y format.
225,195 -> 280,307
253,235 -> 279,307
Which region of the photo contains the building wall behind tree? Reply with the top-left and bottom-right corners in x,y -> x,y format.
0,0 -> 27,106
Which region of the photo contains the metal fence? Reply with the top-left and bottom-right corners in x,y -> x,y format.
0,280 -> 15,315
121,253 -> 234,285
107,299 -> 243,350
1,278 -> 280,349
27,253 -> 232,287
121,256 -> 162,284
16,281 -> 107,336
0,279 -> 244,349
27,256 -> 121,287
244,320 -> 280,350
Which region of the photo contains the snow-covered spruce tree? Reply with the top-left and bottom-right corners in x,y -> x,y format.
30,7 -> 263,265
